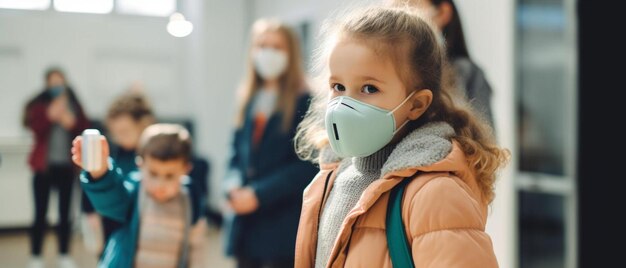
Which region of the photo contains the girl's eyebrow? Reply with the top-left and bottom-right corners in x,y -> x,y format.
329,75 -> 385,84
361,75 -> 384,84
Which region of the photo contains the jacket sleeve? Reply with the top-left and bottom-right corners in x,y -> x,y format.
25,102 -> 53,136
80,161 -> 136,223
224,129 -> 244,195
407,177 -> 498,268
228,128 -> 242,170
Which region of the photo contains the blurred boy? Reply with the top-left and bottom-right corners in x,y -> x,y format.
73,124 -> 207,268
81,92 -> 155,252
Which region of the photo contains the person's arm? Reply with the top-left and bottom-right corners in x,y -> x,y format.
25,102 -> 53,135
79,164 -> 136,223
408,177 -> 498,268
227,128 -> 243,171
224,129 -> 244,192
188,218 -> 208,268
73,135 -> 134,223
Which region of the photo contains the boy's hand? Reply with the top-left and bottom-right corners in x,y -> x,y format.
71,136 -> 110,179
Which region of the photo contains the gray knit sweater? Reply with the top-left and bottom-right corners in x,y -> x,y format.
314,144 -> 396,268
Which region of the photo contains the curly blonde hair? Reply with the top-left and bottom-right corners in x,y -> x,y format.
295,6 -> 508,204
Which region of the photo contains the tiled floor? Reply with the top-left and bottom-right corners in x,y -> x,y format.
0,227 -> 235,267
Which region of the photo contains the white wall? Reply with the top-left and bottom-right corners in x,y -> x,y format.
252,0 -> 517,267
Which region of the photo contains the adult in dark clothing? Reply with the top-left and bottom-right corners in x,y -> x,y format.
22,67 -> 90,268
224,19 -> 318,268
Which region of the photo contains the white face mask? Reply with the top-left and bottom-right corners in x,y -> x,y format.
325,91 -> 417,157
254,48 -> 288,80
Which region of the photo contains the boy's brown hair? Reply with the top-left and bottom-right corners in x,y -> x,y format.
107,91 -> 155,123
138,124 -> 192,163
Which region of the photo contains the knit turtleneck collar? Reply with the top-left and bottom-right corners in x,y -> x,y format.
352,143 -> 396,173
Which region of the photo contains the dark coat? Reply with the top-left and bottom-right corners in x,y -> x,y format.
225,93 -> 319,260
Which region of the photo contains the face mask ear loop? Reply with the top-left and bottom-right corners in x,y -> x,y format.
389,90 -> 418,135
392,119 -> 411,135
388,90 -> 418,115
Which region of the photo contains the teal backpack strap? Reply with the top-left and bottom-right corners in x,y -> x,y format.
386,176 -> 417,268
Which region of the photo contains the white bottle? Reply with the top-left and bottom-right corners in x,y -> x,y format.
82,129 -> 102,172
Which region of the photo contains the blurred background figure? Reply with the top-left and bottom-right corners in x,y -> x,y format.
223,18 -> 318,268
75,124 -> 207,268
389,0 -> 494,126
22,67 -> 90,268
80,89 -> 217,264
80,90 -> 155,257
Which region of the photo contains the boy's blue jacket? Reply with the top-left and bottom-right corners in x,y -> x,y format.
80,161 -> 205,268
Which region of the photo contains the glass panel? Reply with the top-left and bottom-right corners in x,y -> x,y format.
516,0 -> 572,175
519,191 -> 565,268
0,0 -> 49,10
117,0 -> 176,17
54,0 -> 113,14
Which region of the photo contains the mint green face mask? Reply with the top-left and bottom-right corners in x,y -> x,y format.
325,91 -> 416,158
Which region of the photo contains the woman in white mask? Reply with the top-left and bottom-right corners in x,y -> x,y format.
223,18 -> 318,268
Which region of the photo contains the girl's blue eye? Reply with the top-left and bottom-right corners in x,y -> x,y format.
332,83 -> 346,92
362,85 -> 379,94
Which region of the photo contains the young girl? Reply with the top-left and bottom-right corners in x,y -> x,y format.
294,6 -> 507,268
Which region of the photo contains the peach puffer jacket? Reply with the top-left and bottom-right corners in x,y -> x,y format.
295,122 -> 498,268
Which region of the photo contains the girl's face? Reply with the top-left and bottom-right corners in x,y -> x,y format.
328,39 -> 414,132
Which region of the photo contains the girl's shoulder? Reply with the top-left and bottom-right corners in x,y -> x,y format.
402,173 -> 486,236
